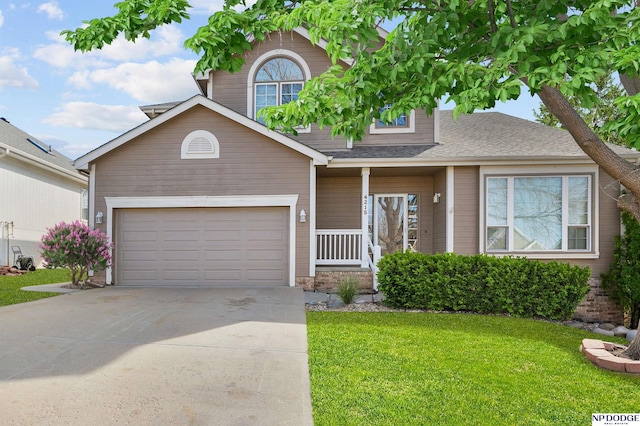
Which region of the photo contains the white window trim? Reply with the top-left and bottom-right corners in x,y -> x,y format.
370,110 -> 416,134
104,195 -> 299,286
181,130 -> 220,159
246,49 -> 311,133
479,165 -> 599,259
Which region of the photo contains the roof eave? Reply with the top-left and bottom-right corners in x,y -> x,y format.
326,155 -> 638,168
75,95 -> 329,170
0,142 -> 87,184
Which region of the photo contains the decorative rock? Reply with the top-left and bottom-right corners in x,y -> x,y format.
327,297 -> 345,309
592,327 -> 615,336
627,329 -> 638,341
599,323 -> 616,331
565,320 -> 586,329
612,326 -> 630,338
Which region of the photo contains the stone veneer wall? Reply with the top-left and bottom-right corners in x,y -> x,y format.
297,270 -> 374,292
574,278 -> 624,325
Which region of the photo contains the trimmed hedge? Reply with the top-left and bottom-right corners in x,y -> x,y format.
377,252 -> 591,321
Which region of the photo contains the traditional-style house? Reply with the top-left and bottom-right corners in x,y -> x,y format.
74,28 -> 638,323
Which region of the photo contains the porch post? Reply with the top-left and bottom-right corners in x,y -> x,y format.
361,167 -> 370,268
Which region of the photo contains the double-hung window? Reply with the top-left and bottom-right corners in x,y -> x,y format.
254,58 -> 303,124
486,175 -> 592,252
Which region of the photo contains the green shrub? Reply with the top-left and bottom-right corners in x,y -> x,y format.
377,252 -> 590,321
337,277 -> 359,304
601,210 -> 640,328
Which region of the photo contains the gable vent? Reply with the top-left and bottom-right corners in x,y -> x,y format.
187,137 -> 214,153
181,130 -> 220,159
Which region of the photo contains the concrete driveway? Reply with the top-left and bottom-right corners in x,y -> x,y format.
0,287 -> 313,425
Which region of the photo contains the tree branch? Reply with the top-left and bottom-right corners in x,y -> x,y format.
488,0 -> 498,33
506,0 -> 517,28
620,73 -> 640,96
536,84 -> 640,198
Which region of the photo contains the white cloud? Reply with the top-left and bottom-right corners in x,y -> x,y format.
0,10 -> 4,27
33,26 -> 186,70
0,50 -> 39,90
78,58 -> 199,104
37,1 -> 63,20
43,102 -> 147,133
35,134 -> 97,159
189,0 -> 256,14
65,70 -> 92,90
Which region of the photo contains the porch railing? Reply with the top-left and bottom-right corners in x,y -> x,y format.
368,237 -> 381,291
315,229 -> 363,265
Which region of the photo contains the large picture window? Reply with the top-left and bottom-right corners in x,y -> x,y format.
254,57 -> 303,124
486,175 -> 591,252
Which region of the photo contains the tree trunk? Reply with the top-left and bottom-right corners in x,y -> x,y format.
619,73 -> 640,97
631,304 -> 640,330
536,84 -> 640,221
535,83 -> 640,360
623,329 -> 640,360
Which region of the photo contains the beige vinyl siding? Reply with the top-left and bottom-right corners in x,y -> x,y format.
363,109 -> 435,146
316,174 -> 433,254
211,31 -> 436,152
92,105 -> 311,277
316,177 -> 361,229
453,166 -> 480,254
432,168 -> 447,253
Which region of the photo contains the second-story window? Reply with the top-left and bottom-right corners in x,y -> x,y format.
254,58 -> 304,124
376,104 -> 408,128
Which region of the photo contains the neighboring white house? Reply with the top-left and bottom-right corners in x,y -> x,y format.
0,117 -> 88,267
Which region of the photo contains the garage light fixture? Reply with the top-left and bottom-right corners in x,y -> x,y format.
96,211 -> 103,224
299,209 -> 307,223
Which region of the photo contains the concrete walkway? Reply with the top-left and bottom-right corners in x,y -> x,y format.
0,286 -> 312,425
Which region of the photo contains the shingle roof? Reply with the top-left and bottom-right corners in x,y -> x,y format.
324,144 -> 436,159
324,110 -> 639,161
0,117 -> 80,174
422,110 -> 638,160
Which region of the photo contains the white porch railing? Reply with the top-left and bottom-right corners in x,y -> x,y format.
315,229 -> 363,265
315,229 -> 381,291
368,237 -> 381,291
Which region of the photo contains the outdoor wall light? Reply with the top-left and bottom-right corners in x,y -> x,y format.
433,193 -> 441,204
96,211 -> 104,224
299,209 -> 307,223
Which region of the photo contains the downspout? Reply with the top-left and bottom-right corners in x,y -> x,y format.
0,147 -> 9,158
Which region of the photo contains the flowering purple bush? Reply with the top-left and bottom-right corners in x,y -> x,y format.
39,221 -> 113,287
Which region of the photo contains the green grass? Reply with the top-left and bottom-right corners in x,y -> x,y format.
307,312 -> 640,425
0,268 -> 70,307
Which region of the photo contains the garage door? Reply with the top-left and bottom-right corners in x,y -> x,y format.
115,207 -> 289,287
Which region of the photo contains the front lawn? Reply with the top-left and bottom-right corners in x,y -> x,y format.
307,312 -> 640,425
0,268 -> 70,307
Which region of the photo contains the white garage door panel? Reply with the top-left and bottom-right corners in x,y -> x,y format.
116,207 -> 289,287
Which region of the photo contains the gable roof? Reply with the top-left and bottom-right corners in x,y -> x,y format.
0,118 -> 87,184
327,110 -> 640,166
427,110 -> 639,161
193,26 -> 390,93
74,95 -> 329,170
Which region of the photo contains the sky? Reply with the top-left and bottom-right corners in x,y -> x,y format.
0,1 -> 542,160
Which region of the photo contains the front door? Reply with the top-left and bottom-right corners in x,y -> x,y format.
374,194 -> 408,256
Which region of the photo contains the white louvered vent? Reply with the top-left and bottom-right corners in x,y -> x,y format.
188,137 -> 214,153
181,130 -> 220,159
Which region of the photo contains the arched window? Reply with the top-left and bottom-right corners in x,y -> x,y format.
180,130 -> 220,159
254,57 -> 304,124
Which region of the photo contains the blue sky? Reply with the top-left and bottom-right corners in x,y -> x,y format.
0,1 -> 542,159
